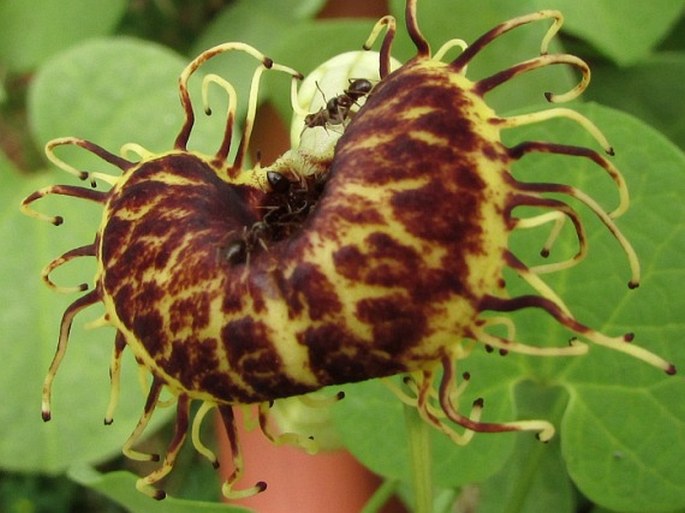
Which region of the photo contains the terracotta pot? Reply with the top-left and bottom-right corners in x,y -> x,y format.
216,408 -> 398,512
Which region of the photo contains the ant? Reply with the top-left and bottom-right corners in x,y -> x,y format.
303,78 -> 374,131
223,169 -> 329,266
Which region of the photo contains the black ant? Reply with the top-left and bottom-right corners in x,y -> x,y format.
224,170 -> 329,266
303,78 -> 373,131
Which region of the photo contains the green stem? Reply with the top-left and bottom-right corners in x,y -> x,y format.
360,479 -> 399,513
502,386 -> 569,513
403,401 -> 433,513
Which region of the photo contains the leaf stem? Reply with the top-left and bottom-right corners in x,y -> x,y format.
403,401 -> 433,513
360,479 -> 399,513
503,385 -> 569,513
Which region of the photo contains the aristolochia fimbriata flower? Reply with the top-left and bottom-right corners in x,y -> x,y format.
21,0 -> 676,501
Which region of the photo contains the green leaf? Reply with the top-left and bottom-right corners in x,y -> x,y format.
0,164 -> 172,473
508,103 -> 685,511
332,350 -> 522,488
2,39 -> 232,474
477,384 -> 576,513
0,0 -> 127,72
530,0 -> 684,65
189,0 -> 328,130
68,465 -> 251,513
191,0 -> 325,56
659,13 -> 685,51
390,0 -> 682,66
388,0 -> 576,113
269,19 -> 387,122
586,52 -> 685,150
334,103 -> 684,511
28,37 -> 229,161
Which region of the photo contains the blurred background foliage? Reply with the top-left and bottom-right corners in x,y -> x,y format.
1,1 -> 684,512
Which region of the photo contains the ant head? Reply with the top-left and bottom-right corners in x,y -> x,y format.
267,170 -> 292,194
345,78 -> 374,100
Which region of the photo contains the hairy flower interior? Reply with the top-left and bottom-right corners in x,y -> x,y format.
21,0 -> 676,501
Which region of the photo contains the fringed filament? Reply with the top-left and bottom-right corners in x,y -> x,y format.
104,333 -> 126,425
298,390 -> 345,408
514,211 -> 577,265
481,295 -> 676,374
452,10 -> 563,72
83,314 -> 111,330
404,0 -> 430,57
515,182 -> 640,288
509,194 -> 587,275
476,54 -> 590,103
135,396 -> 191,500
362,15 -> 398,78
505,251 -> 572,316
433,38 -> 468,65
45,137 -> 132,185
217,405 -> 267,499
119,142 -> 154,162
495,108 -> 614,156
202,73 -> 238,166
191,401 -> 220,468
174,41 -> 301,171
231,64 -> 269,173
257,402 -> 318,454
472,318 -> 588,357
409,367 -> 480,446
20,185 -> 106,225
41,244 -> 95,293
437,356 -> 556,441
387,353 -> 556,446
508,141 -> 629,218
122,377 -> 163,462
41,289 -> 101,421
